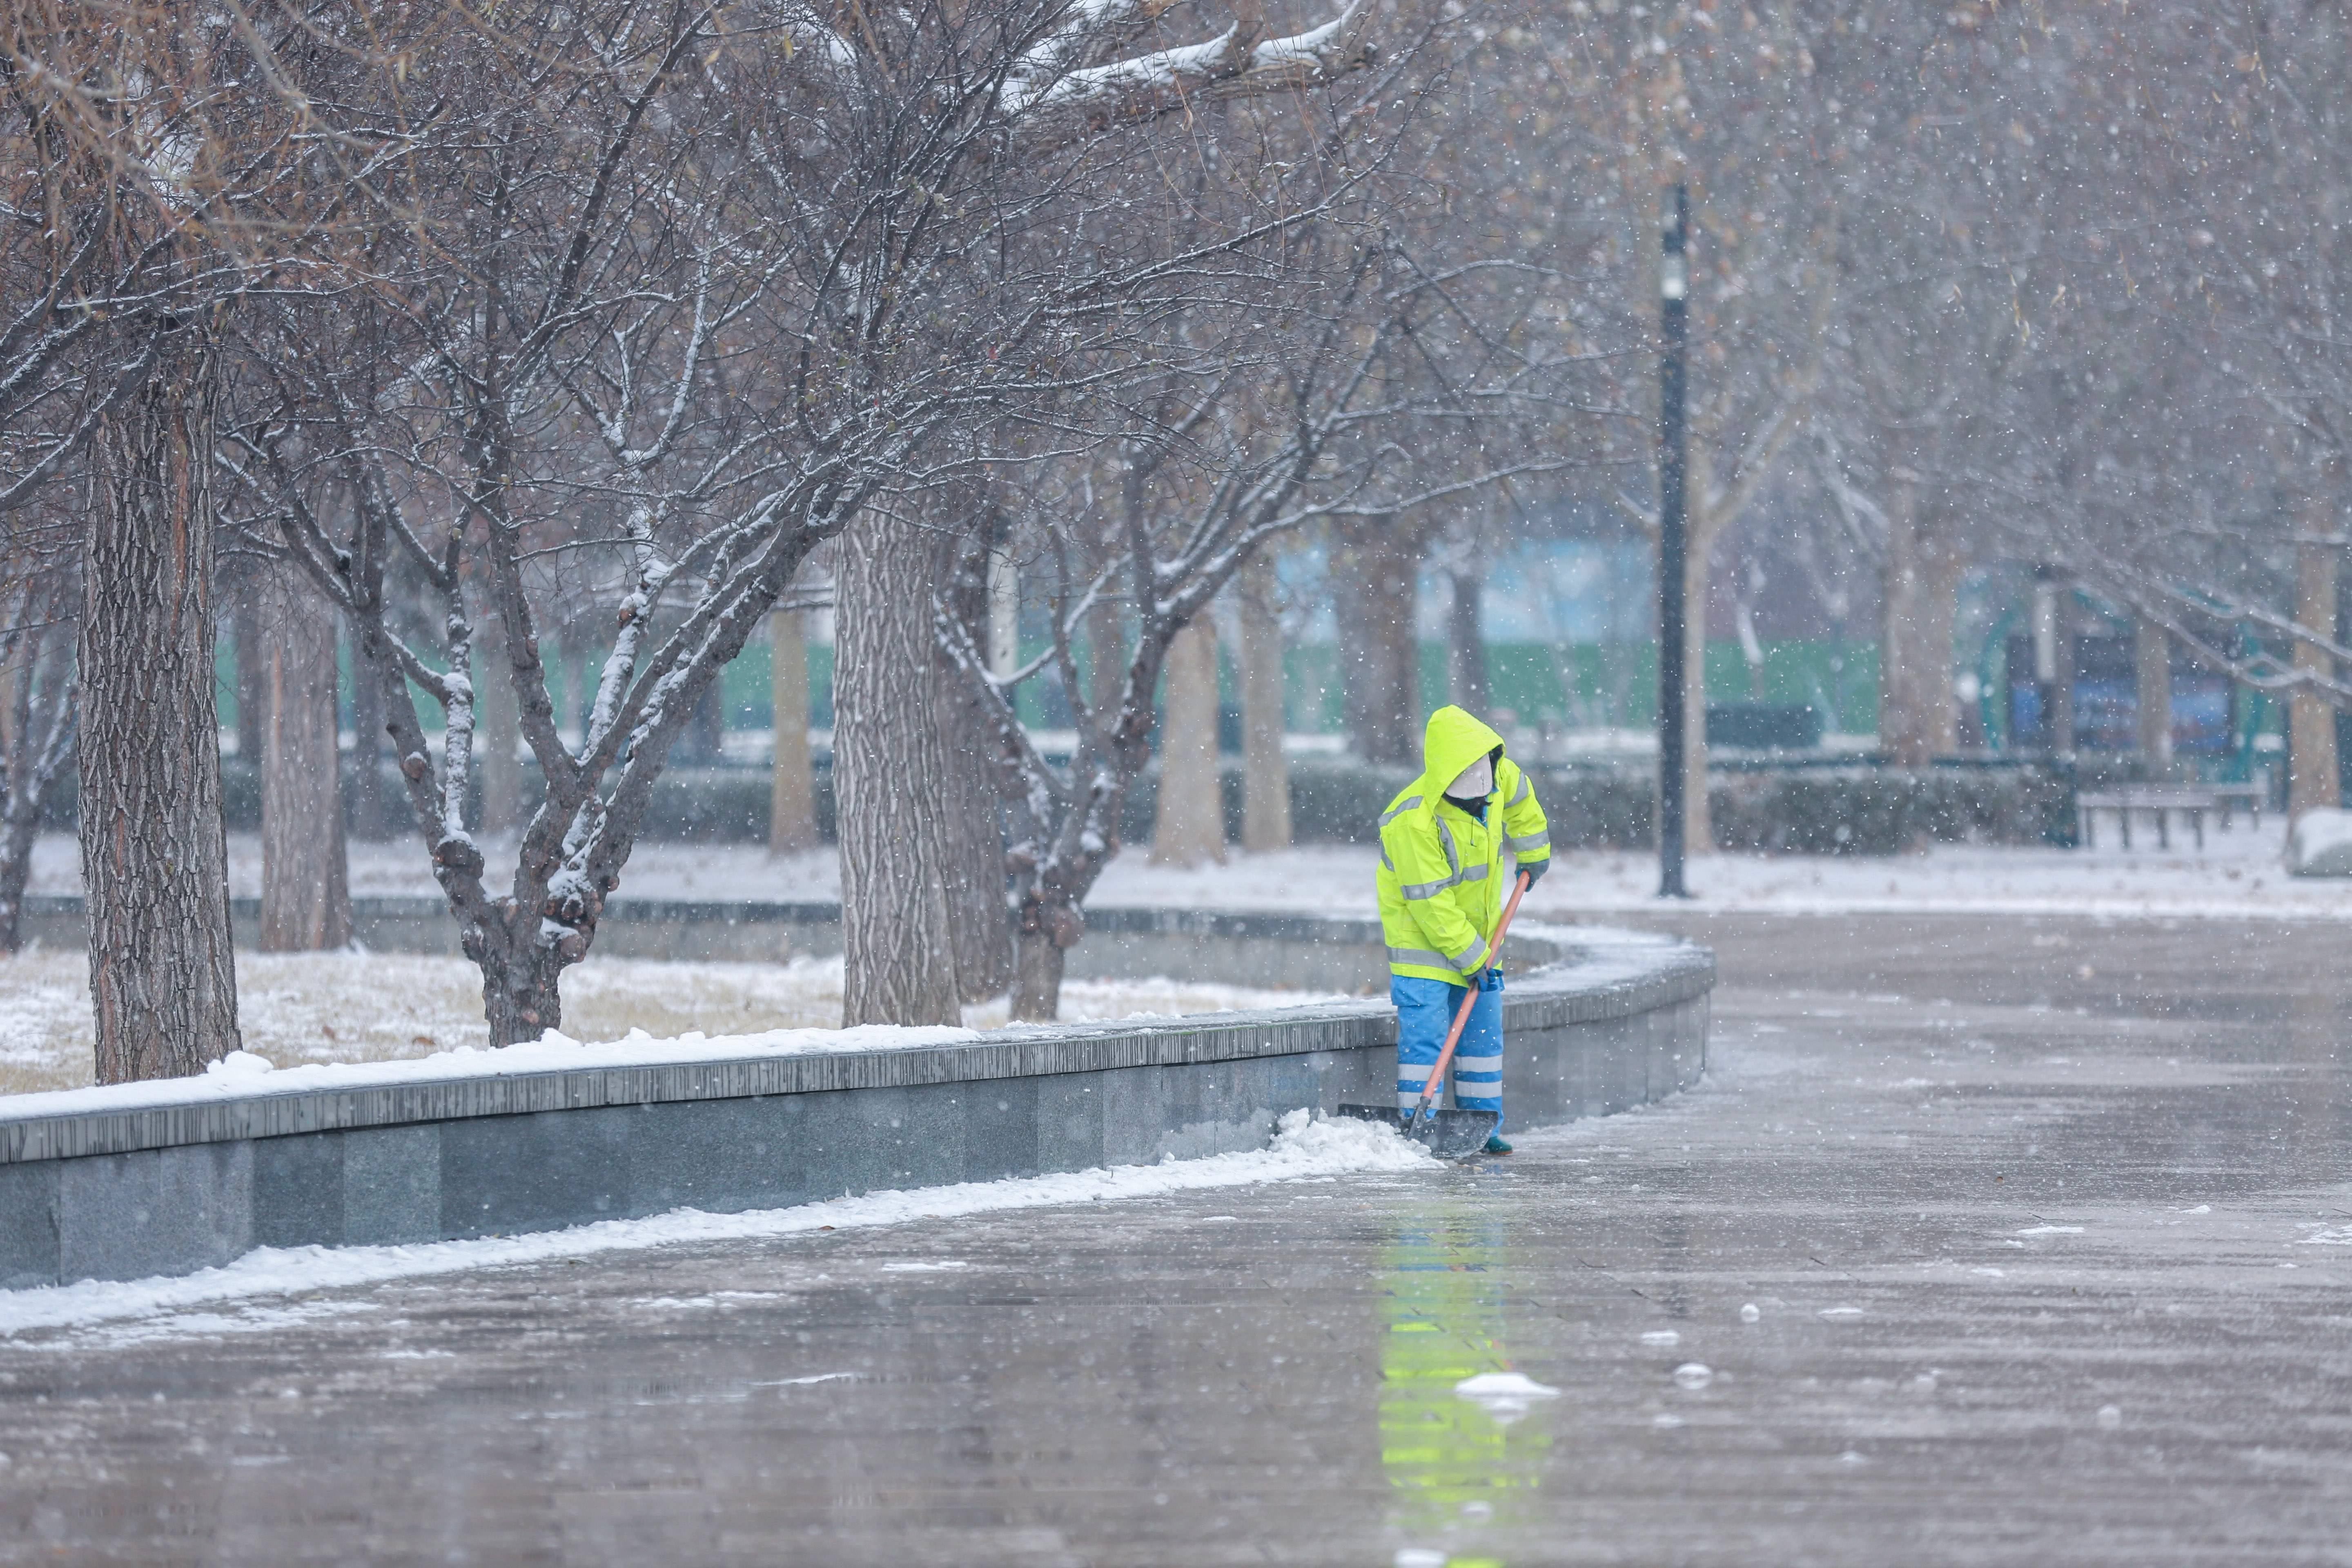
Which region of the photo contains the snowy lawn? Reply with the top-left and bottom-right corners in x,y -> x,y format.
7,816 -> 2341,1092
1091,817 -> 2352,922
0,949 -> 1338,1098
13,819 -> 2341,918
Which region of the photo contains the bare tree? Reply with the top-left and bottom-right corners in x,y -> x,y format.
2,5 -> 320,1079
949,233 -> 1593,1016
1911,2 -> 2352,800
1150,613 -> 1227,866
768,606 -> 821,854
1235,550 -> 1291,851
6,0 -> 429,1077
82,326 -> 243,1080
820,0 -> 1397,1025
1527,3 -> 1860,843
255,555 -> 352,950
0,548 -> 76,954
1330,513 -> 1434,766
225,2 -> 866,1043
207,0 -> 1392,1042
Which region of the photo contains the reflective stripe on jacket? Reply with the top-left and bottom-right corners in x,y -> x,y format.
1375,706 -> 1552,984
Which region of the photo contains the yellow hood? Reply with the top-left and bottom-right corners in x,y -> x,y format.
1421,706 -> 1505,795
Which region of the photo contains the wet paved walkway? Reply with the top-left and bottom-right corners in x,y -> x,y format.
5,913 -> 2350,1565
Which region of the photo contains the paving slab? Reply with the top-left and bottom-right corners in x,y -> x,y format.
3,913 -> 2350,1565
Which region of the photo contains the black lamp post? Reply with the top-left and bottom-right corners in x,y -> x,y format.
1657,183 -> 1691,900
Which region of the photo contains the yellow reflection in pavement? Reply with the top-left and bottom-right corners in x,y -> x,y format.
1379,1205 -> 1550,1567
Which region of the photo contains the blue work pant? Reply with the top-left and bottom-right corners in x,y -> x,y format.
1392,969 -> 1503,1129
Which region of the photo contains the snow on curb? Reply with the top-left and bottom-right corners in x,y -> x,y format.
0,1021 -> 982,1123
0,1110 -> 1434,1341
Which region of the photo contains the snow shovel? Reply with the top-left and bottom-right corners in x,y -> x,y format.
1338,869 -> 1531,1161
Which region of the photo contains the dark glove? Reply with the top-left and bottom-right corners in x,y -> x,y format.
1517,858 -> 1548,891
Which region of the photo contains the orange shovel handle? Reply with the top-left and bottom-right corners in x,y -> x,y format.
1407,869 -> 1531,1126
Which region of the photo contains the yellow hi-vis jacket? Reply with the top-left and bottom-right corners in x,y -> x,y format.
1376,707 -> 1552,984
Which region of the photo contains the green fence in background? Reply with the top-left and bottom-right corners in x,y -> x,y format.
1297,640 -> 1880,736
227,637 -> 1881,742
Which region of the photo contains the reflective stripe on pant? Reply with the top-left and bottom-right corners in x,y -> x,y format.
1390,969 -> 1503,1131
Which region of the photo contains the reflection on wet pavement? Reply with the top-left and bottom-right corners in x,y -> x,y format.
4,913 -> 2352,1564
1379,1205 -> 1548,1567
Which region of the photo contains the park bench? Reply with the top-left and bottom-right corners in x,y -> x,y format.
2076,787 -> 2218,851
2209,781 -> 2266,830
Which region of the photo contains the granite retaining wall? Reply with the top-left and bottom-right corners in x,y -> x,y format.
0,918 -> 1712,1290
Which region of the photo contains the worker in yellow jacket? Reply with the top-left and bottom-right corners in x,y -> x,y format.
1375,706 -> 1551,1155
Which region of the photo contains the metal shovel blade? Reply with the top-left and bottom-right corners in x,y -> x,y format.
1335,1104 -> 1501,1161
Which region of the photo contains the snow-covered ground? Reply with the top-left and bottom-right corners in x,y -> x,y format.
11,817 -> 2343,942
23,820 -> 2338,919
5,816 -> 2339,1094
1085,816 -> 2352,922
0,948 -> 1339,1098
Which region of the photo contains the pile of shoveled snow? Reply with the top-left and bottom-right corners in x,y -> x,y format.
0,1109 -> 1433,1341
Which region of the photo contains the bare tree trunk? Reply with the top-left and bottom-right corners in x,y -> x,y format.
1011,929 -> 1066,1021
231,582 -> 267,769
473,921 -> 569,1046
0,613 -> 75,955
1238,552 -> 1291,853
2135,615 -> 2173,776
940,533 -> 1013,1002
2290,536 -> 2341,820
1151,613 -> 1226,866
1446,566 -> 1490,714
258,561 -> 352,950
80,341 -> 241,1083
1334,523 -> 1422,766
769,608 -> 820,853
343,612 -> 393,840
476,614 -> 522,835
1879,490 -> 1962,767
836,510 -> 963,1027
1087,594 -> 1125,723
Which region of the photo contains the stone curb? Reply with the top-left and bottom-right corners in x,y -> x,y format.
0,929 -> 1709,1167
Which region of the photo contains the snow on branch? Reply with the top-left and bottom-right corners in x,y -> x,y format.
1002,0 -> 1375,123
1001,0 -> 1188,105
